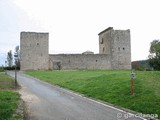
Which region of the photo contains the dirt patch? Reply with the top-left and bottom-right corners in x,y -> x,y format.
20,91 -> 41,103
18,87 -> 41,120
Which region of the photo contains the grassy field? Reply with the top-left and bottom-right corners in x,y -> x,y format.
26,70 -> 160,118
0,72 -> 20,120
0,73 -> 15,89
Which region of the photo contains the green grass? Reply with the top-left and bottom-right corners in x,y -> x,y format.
0,91 -> 20,120
26,70 -> 160,118
0,73 -> 15,89
0,73 -> 21,120
0,67 -> 4,72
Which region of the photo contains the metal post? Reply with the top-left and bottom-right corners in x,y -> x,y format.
14,54 -> 18,87
15,64 -> 17,87
5,61 -> 7,75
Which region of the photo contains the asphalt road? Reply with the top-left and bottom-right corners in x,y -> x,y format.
8,71 -> 145,120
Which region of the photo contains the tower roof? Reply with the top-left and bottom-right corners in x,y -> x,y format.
98,27 -> 113,35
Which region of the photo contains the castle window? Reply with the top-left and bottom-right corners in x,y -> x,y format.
123,48 -> 125,50
118,47 -> 120,51
37,43 -> 39,45
100,38 -> 103,44
103,47 -> 105,53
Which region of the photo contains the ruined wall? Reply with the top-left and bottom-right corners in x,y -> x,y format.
20,32 -> 49,70
49,54 -> 112,70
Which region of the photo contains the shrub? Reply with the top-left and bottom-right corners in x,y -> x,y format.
0,67 -> 4,72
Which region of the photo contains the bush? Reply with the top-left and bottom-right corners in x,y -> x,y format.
3,66 -> 20,71
0,67 -> 4,72
132,60 -> 152,71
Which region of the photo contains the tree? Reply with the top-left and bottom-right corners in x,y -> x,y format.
7,50 -> 13,67
14,45 -> 20,68
148,40 -> 160,70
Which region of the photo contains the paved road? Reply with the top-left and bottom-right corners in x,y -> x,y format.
8,71 -> 144,120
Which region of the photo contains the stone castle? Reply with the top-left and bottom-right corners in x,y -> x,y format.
20,27 -> 131,71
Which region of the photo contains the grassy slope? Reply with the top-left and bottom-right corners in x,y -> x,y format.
0,73 -> 20,120
26,70 -> 160,117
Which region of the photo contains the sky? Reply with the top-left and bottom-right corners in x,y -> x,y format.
1,0 -> 160,66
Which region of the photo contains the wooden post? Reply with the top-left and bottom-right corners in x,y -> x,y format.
130,71 -> 135,96
131,79 -> 134,96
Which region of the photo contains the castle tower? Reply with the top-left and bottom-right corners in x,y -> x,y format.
20,32 -> 49,70
98,27 -> 131,69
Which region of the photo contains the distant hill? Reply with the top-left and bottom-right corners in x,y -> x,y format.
132,60 -> 152,70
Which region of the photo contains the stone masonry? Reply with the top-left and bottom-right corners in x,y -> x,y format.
98,27 -> 131,69
20,32 -> 49,70
20,27 -> 131,71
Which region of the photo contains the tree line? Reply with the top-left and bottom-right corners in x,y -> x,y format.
148,40 -> 160,70
132,40 -> 160,71
6,45 -> 20,70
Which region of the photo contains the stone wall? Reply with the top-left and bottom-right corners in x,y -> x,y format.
111,30 -> 131,69
49,54 -> 112,70
20,27 -> 131,71
20,32 -> 49,70
99,27 -> 113,54
98,28 -> 131,70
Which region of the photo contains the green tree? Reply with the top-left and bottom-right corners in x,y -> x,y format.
7,50 -> 13,67
148,40 -> 160,70
14,45 -> 20,68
